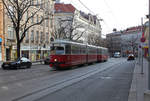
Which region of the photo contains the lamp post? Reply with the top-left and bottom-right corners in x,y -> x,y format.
148,0 -> 150,90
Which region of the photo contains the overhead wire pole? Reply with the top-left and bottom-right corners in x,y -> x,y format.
141,17 -> 144,74
148,0 -> 150,90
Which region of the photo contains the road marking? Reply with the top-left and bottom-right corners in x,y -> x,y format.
1,86 -> 9,90
100,76 -> 112,79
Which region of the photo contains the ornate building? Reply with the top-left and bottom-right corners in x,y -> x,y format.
54,3 -> 102,43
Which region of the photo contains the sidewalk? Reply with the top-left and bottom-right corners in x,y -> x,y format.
128,59 -> 149,101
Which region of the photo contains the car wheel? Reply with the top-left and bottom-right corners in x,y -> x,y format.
26,63 -> 31,69
2,66 -> 7,70
15,66 -> 19,69
28,65 -> 31,68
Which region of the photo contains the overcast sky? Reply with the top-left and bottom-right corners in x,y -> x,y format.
60,0 -> 148,36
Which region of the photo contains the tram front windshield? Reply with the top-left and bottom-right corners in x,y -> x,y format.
51,46 -> 65,55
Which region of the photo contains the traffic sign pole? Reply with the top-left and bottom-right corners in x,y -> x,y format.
148,0 -> 150,90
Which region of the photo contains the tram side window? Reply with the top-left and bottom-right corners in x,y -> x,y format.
104,49 -> 108,55
71,45 -> 80,55
50,46 -> 55,55
102,49 -> 106,55
89,48 -> 94,55
65,45 -> 71,54
87,47 -> 91,54
88,47 -> 93,55
93,48 -> 96,55
81,46 -> 86,54
50,46 -> 65,55
98,48 -> 101,54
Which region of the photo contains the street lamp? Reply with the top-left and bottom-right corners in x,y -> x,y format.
148,0 -> 150,90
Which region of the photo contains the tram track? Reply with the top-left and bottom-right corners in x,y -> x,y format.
0,65 -> 60,86
0,70 -> 59,86
13,60 -> 126,101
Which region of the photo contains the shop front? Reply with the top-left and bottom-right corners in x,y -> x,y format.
0,38 -> 2,61
21,45 -> 50,62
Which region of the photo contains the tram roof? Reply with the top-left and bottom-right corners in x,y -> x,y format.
52,40 -> 108,49
52,40 -> 86,46
97,46 -> 108,50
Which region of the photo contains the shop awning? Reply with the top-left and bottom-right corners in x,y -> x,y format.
143,46 -> 149,48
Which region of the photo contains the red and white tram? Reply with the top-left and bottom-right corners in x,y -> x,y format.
49,40 -> 108,69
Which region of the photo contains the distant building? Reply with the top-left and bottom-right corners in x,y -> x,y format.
121,26 -> 142,57
55,0 -> 61,3
106,26 -> 142,57
106,31 -> 121,57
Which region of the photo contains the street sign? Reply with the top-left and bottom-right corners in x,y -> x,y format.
140,37 -> 146,42
50,37 -> 54,42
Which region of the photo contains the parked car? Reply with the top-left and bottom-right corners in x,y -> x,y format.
1,57 -> 32,69
127,54 -> 135,60
44,56 -> 50,65
114,52 -> 121,58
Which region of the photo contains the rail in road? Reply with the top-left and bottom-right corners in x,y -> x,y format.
0,58 -> 127,101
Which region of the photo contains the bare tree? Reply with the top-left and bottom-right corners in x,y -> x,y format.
87,33 -> 101,46
53,17 -> 86,42
122,35 -> 138,55
2,0 -> 52,58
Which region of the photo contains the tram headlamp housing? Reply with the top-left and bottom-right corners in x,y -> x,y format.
54,59 -> 57,62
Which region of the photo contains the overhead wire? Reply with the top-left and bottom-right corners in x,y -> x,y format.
77,0 -> 95,15
102,0 -> 122,29
68,0 -> 113,35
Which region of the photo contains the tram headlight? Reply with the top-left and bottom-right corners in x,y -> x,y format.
54,59 -> 57,62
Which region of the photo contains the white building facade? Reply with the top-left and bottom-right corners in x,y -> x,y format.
54,3 -> 102,43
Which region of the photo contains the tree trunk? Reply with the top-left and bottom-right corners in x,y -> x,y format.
17,42 -> 21,59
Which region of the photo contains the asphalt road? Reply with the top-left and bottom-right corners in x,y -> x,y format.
36,60 -> 135,101
0,58 -> 134,101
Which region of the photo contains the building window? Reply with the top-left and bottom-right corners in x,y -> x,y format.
8,26 -> 14,40
31,13 -> 34,24
46,32 -> 49,43
40,1 -> 43,9
46,20 -> 49,27
31,30 -> 34,43
25,31 -> 29,43
40,16 -> 43,26
40,32 -> 43,43
36,15 -> 39,23
36,31 -> 39,43
31,0 -> 34,5
37,0 -> 39,5
8,6 -> 13,17
26,11 -> 29,20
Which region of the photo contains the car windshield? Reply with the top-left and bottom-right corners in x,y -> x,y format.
129,54 -> 134,56
15,57 -> 29,62
15,58 -> 21,62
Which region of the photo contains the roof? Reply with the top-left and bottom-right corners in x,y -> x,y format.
54,3 -> 75,13
123,26 -> 142,34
